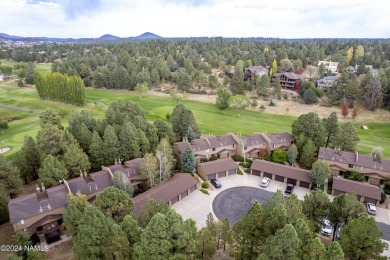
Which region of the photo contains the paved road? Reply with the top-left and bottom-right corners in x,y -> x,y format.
86,99 -> 109,108
212,186 -> 274,224
378,222 -> 390,241
0,103 -> 42,114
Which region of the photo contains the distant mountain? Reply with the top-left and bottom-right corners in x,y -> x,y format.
0,32 -> 162,43
134,32 -> 161,39
98,34 -> 121,40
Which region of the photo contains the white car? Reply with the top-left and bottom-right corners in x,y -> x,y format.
366,203 -> 377,215
260,177 -> 270,187
320,219 -> 332,236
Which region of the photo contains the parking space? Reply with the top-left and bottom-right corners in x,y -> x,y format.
172,173 -> 313,228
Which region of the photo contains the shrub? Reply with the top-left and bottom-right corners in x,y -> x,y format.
209,155 -> 218,161
283,93 -> 288,100
165,113 -> 170,120
232,155 -> 245,162
239,161 -> 252,168
344,171 -> 365,182
202,181 -> 209,189
269,99 -> 278,106
271,149 -> 288,164
200,188 -> 209,195
237,168 -> 243,175
259,105 -> 266,111
384,187 -> 390,195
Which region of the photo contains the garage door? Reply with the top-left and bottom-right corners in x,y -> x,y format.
207,173 -> 217,180
171,196 -> 180,205
300,181 -> 310,189
333,190 -> 344,196
218,171 -> 225,178
275,175 -> 285,182
252,170 -> 261,176
228,169 -> 236,176
287,178 -> 297,185
364,197 -> 377,204
181,190 -> 188,200
264,172 -> 272,179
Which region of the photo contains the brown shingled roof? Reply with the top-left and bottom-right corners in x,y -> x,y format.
318,147 -> 390,173
251,159 -> 312,183
197,158 -> 238,176
133,173 -> 199,216
332,176 -> 381,201
267,132 -> 294,145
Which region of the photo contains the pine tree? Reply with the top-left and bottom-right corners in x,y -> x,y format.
181,145 -> 196,173
153,120 -> 176,144
285,193 -> 305,223
63,193 -> 88,236
301,237 -> 325,260
334,122 -> 360,152
138,197 -> 170,228
216,86 -> 231,111
323,112 -> 339,148
38,155 -> 68,187
89,131 -> 105,170
119,122 -> 141,160
273,78 -> 282,97
102,125 -> 120,166
299,139 -> 316,169
324,241 -> 344,260
287,144 -> 298,165
264,203 -> 289,237
170,103 -> 200,141
230,61 -> 245,95
0,155 -> 22,198
36,123 -> 67,157
186,126 -> 197,142
63,143 -> 91,178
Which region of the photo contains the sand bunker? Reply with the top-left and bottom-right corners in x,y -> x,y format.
0,147 -> 10,154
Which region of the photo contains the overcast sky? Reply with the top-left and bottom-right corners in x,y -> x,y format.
1,0 -> 388,39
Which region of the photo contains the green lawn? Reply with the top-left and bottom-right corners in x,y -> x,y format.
0,59 -> 52,75
1,84 -> 390,158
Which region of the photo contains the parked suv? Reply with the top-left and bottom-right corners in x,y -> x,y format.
320,219 -> 333,236
285,183 -> 294,194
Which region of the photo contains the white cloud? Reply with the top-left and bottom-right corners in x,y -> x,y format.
0,0 -> 388,38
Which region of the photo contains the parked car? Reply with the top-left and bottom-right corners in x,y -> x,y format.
260,177 -> 271,188
335,223 -> 344,239
285,183 -> 294,194
210,179 -> 222,189
366,202 -> 377,215
320,219 -> 333,236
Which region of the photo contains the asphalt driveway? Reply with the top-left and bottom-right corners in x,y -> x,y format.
212,186 -> 274,224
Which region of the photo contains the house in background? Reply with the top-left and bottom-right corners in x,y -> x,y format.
316,76 -> 338,92
332,176 -> 381,205
244,66 -> 269,80
318,60 -> 339,73
173,134 -> 238,164
318,147 -> 390,185
271,72 -> 307,90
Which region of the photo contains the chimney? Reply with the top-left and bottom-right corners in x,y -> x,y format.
355,151 -> 358,163
63,179 -> 71,194
41,183 -> 46,193
80,170 -> 83,177
83,169 -> 87,178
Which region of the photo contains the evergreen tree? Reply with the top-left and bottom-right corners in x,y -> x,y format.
0,155 -> 22,198
138,197 -> 170,228
301,237 -> 325,260
36,123 -> 67,157
310,162 -> 330,188
102,125 -> 120,166
13,136 -> 41,184
323,111 -> 339,148
89,131 -> 105,170
287,144 -> 298,165
170,103 -> 199,141
113,171 -> 134,197
293,218 -> 314,247
63,193 -> 88,236
121,214 -> 141,246
291,112 -> 325,149
233,202 -> 265,259
153,120 -> 176,144
285,193 -> 305,223
257,75 -> 270,96
324,241 -> 344,260
38,155 -> 68,188
63,143 -> 91,178
198,227 -> 216,259
118,122 -> 141,160
12,231 -> 32,259
0,194 -> 9,224
340,215 -> 386,260
95,186 -> 134,223
259,224 -> 300,260
263,190 -> 284,212
273,78 -> 282,97
302,190 -> 331,222
299,139 -> 316,169
264,203 -> 289,237
133,213 -> 172,260
186,126 -> 197,142
39,109 -> 63,129
230,61 -> 245,95
181,145 -> 196,173
334,122 -> 360,152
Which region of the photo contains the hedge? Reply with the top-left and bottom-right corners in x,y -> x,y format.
200,188 -> 209,195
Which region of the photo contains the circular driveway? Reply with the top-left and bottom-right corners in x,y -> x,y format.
212,186 -> 274,224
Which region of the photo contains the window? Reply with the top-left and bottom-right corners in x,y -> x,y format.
348,164 -> 353,168
272,144 -> 275,148
244,146 -> 247,150
359,166 -> 363,171
212,148 -> 215,151
233,144 -> 235,148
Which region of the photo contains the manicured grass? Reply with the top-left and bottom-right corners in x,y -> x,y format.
1,84 -> 390,158
0,59 -> 52,75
